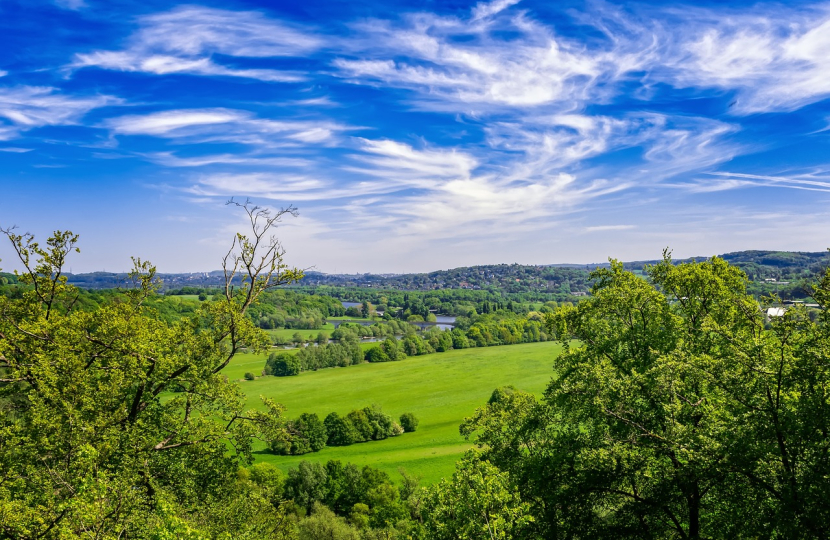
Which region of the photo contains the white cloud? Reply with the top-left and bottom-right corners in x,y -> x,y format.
72,6 -> 320,82
661,7 -> 830,113
334,12 -> 619,110
351,138 -> 477,182
694,171 -> 830,193
0,86 -> 119,140
105,108 -> 353,147
107,109 -> 246,136
472,0 -> 522,21
334,3 -> 830,116
147,152 -> 311,168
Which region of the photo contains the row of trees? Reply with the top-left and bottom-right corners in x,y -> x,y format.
270,407 -> 416,455
262,314 -> 552,379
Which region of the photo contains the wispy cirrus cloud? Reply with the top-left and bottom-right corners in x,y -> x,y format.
105,108 -> 354,147
72,6 -> 321,82
657,5 -> 830,114
333,15 -> 612,110
683,171 -> 830,193
146,152 -> 312,168
0,86 -> 119,140
334,1 -> 830,116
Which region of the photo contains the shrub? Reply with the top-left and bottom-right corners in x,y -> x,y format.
244,372 -> 255,380
399,413 -> 419,433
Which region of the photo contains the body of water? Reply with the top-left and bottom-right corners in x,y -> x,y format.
339,301 -> 457,329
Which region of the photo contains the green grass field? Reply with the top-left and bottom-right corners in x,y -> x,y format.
265,324 -> 337,341
234,341 -> 562,484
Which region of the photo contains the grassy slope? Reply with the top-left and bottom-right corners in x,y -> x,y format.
234,341 -> 561,484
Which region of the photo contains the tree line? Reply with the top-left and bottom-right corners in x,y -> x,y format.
260,312 -> 552,379
270,406 -> 418,455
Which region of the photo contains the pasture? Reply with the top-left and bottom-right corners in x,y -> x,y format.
234,341 -> 562,484
264,323 -> 337,341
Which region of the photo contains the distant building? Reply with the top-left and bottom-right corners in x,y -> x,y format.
767,307 -> 786,318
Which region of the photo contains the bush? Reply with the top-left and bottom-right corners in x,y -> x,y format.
399,413 -> 419,433
244,372 -> 255,380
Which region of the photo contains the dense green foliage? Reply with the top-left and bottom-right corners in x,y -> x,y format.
272,406 -> 407,455
7,218 -> 828,539
399,413 -> 419,433
447,254 -> 830,539
261,312 -> 551,381
0,207 -> 305,539
265,351 -> 303,376
283,460 -> 420,537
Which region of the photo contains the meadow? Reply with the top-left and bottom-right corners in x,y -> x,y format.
233,341 -> 562,484
264,323 -> 337,341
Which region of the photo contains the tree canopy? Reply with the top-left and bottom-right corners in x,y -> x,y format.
0,203 -> 303,538
457,253 -> 830,539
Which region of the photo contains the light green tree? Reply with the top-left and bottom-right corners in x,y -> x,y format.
0,202 -> 303,538
422,452 -> 533,540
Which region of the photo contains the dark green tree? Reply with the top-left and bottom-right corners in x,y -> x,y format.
265,351 -> 301,376
458,255 -> 830,539
324,412 -> 359,446
399,412 -> 419,433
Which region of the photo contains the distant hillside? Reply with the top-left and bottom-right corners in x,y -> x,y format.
57,250 -> 830,299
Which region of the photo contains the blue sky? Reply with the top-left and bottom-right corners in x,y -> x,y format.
1,0 -> 829,273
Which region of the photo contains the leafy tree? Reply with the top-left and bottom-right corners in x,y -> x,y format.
380,337 -> 406,361
366,483 -> 408,530
364,345 -> 390,363
362,404 -> 403,440
422,452 -> 533,540
285,461 -> 329,514
347,409 -> 374,442
244,371 -> 256,380
0,202 -> 302,538
460,255 -> 830,539
325,412 -> 359,446
274,412 -> 327,455
399,412 -> 419,432
297,502 -> 362,540
265,351 -> 301,376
